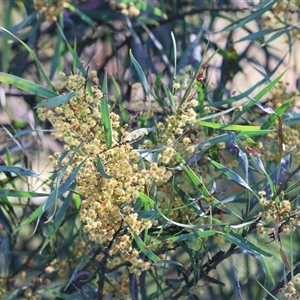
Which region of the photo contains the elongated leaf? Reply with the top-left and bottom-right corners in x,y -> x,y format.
111,74 -> 129,123
193,130 -> 274,151
0,207 -> 11,277
0,166 -> 41,177
234,28 -> 279,44
0,73 -> 57,98
212,219 -> 272,257
50,13 -> 63,80
64,244 -> 98,292
3,288 -> 26,300
208,158 -> 254,193
30,158 -> 86,238
162,83 -> 176,113
226,131 -> 249,183
13,205 -> 43,233
142,24 -> 173,75
171,31 -> 177,87
2,2 -> 13,73
262,26 -> 294,47
199,105 -> 242,121
132,233 -> 160,263
153,71 -> 165,109
39,190 -> 74,253
12,129 -> 53,139
213,56 -> 287,108
261,97 -> 294,130
129,49 -> 149,98
101,71 -> 112,148
0,12 -> 38,38
176,154 -> 242,220
0,27 -> 56,92
161,231 -> 216,243
197,120 -> 261,131
0,189 -> 49,198
55,23 -> 89,84
219,1 -> 275,32
96,154 -> 112,179
221,231 -> 271,257
232,65 -> 289,123
35,91 -> 76,108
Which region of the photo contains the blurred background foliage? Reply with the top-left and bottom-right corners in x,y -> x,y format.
1,0 -> 300,299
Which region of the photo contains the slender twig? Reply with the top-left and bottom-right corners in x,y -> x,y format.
97,222 -> 123,300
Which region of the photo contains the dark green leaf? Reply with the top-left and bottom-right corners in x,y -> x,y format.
129,49 -> 149,98
0,73 -> 57,98
35,92 -> 76,108
101,70 -> 112,148
96,154 -> 113,179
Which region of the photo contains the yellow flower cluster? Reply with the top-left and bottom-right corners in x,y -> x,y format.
281,281 -> 300,299
263,0 -> 300,41
38,71 -> 173,276
258,191 -> 300,236
109,1 -> 140,17
33,0 -> 66,22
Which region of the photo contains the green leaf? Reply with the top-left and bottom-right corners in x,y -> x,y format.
0,12 -> 38,38
171,31 -> 177,89
12,129 -> 53,139
35,92 -> 76,108
13,205 -> 43,233
221,231 -> 272,257
0,189 -> 49,198
0,166 -> 41,177
219,1 -> 276,32
101,70 -> 112,148
234,28 -> 278,44
96,154 -> 113,179
213,219 -> 272,257
261,25 -> 295,47
175,153 -> 242,220
0,73 -> 57,98
261,97 -> 294,130
153,71 -> 165,109
132,233 -> 160,263
161,231 -> 217,243
111,74 -> 129,123
64,244 -> 99,292
197,120 -> 261,131
2,2 -> 13,73
199,105 -> 244,120
180,49 -> 219,109
30,159 -> 86,238
50,13 -> 63,80
55,23 -> 90,89
208,157 -> 254,193
129,49 -> 149,98
39,191 -> 74,253
162,83 -> 176,113
232,65 -> 289,123
0,27 -> 57,93
194,130 -> 274,150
